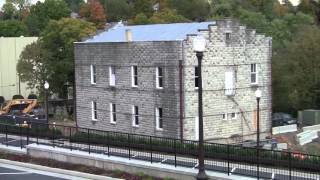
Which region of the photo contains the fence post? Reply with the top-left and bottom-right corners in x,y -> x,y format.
227,144 -> 230,176
87,129 -> 90,154
26,123 -> 29,145
107,132 -> 110,157
150,136 -> 153,164
5,124 -> 8,147
128,134 -> 131,160
52,125 -> 55,148
19,124 -> 22,149
289,151 -> 292,180
36,124 -> 39,145
69,127 -> 72,151
257,147 -> 260,179
174,139 -> 177,167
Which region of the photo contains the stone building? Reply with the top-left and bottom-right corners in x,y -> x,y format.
74,20 -> 272,142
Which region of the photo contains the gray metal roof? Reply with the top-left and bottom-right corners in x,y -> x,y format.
84,21 -> 215,43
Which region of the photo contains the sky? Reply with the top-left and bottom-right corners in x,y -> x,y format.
0,0 -> 301,11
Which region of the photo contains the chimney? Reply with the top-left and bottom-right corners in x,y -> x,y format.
125,29 -> 132,42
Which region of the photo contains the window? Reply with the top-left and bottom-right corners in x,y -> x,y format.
222,114 -> 227,120
131,66 -> 138,87
251,64 -> 258,84
132,106 -> 139,127
109,66 -> 115,86
156,108 -> 163,130
225,71 -> 235,96
110,103 -> 116,123
91,101 -> 97,120
231,112 -> 237,120
195,66 -> 199,89
226,33 -> 231,41
156,67 -> 163,89
90,65 -> 96,84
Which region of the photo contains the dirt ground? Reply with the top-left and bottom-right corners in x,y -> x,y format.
272,131 -> 320,155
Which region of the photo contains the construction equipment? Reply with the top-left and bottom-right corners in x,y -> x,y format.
0,99 -> 45,119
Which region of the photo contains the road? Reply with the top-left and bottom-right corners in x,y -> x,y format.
0,163 -> 88,180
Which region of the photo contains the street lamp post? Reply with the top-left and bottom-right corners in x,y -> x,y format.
193,35 -> 208,180
44,81 -> 49,124
255,89 -> 262,179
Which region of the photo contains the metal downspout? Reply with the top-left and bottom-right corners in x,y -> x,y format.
179,41 -> 185,141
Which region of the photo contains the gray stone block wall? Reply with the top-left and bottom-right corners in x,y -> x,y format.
75,19 -> 272,142
74,41 -> 183,138
182,19 -> 272,141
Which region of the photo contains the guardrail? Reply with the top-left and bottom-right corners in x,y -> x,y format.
0,121 -> 319,179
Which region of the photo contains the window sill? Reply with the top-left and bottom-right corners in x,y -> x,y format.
156,87 -> 163,90
132,125 -> 139,128
156,128 -> 163,131
110,122 -> 116,125
91,83 -> 97,85
131,86 -> 138,88
91,119 -> 98,122
250,83 -> 259,87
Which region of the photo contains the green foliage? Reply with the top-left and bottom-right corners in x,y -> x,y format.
41,18 -> 96,97
149,8 -> 190,24
130,13 -> 150,25
0,20 -> 27,37
168,0 -> 210,21
237,8 -> 268,33
17,41 -> 47,92
133,0 -> 153,17
273,26 -> 320,111
25,0 -> 71,36
101,0 -> 133,22
1,2 -> 18,20
63,0 -> 84,13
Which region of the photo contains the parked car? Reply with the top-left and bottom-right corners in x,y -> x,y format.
272,113 -> 297,127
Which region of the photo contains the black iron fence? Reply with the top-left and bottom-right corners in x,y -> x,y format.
0,121 -> 319,179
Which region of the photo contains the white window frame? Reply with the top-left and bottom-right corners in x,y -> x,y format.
132,105 -> 139,127
91,101 -> 97,121
131,66 -> 138,87
222,113 -> 227,120
250,64 -> 258,85
110,103 -> 116,124
109,66 -> 115,86
226,32 -> 231,41
194,66 -> 199,89
156,107 -> 163,130
90,64 -> 96,84
156,67 -> 163,89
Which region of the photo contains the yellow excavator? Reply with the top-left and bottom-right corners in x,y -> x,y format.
0,99 -> 44,119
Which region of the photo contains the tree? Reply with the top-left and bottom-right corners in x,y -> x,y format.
237,8 -> 268,33
1,2 -> 18,20
168,0 -> 210,21
101,0 -> 133,22
25,0 -> 71,36
63,0 -> 84,13
0,20 -> 28,37
297,0 -> 320,23
17,41 -> 47,92
79,0 -> 106,29
130,13 -> 150,25
149,8 -> 190,24
41,18 -> 96,97
273,26 -> 320,111
133,0 -> 153,17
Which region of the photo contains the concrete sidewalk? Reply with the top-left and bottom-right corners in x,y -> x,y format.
0,159 -> 121,180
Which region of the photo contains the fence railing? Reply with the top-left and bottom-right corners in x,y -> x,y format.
0,121 -> 319,179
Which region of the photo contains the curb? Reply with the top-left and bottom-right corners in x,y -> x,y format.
0,159 -> 122,180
